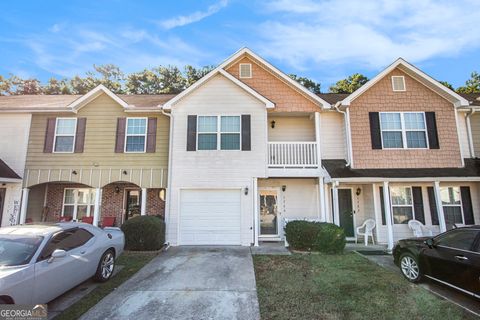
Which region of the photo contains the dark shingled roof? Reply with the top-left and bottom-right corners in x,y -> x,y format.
323,159 -> 480,179
316,93 -> 349,104
459,93 -> 480,107
0,159 -> 21,179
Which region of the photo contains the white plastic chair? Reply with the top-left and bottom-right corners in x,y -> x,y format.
356,219 -> 376,246
408,220 -> 433,237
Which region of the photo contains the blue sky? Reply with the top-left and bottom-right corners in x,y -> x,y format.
1,0 -> 479,90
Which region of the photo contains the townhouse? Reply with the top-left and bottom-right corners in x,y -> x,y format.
0,48 -> 479,250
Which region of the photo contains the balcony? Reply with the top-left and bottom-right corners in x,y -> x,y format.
267,142 -> 320,177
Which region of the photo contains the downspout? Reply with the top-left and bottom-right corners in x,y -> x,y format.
161,108 -> 173,246
466,108 -> 476,158
334,102 -> 352,167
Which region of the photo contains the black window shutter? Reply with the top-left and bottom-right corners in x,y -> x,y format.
427,187 -> 439,225
379,186 -> 386,225
425,112 -> 439,149
187,115 -> 197,151
241,114 -> 251,151
461,187 -> 475,225
369,112 -> 382,149
412,187 -> 425,224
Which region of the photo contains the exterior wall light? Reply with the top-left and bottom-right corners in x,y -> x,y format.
122,170 -> 128,175
244,187 -> 249,195
72,170 -> 77,175
271,120 -> 276,128
356,188 -> 362,196
115,186 -> 120,194
282,185 -> 286,192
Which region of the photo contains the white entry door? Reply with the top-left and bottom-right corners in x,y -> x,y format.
179,189 -> 242,245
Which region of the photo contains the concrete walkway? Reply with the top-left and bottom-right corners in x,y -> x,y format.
80,247 -> 260,320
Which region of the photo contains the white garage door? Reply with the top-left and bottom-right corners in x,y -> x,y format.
179,189 -> 242,245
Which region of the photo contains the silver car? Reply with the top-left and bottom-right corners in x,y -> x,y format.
0,222 -> 124,304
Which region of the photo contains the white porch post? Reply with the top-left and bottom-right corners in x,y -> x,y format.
372,183 -> 381,243
382,181 -> 394,251
325,184 -> 331,223
253,178 -> 259,247
332,182 -> 340,226
19,188 -> 30,225
314,112 -> 322,167
318,177 -> 326,222
93,188 -> 101,227
434,181 -> 447,232
141,188 -> 147,216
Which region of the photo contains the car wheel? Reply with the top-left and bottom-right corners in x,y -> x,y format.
94,250 -> 115,282
400,252 -> 422,283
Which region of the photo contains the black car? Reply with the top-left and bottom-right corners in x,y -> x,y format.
393,226 -> 480,298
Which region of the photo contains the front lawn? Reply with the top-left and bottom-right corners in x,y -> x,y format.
254,253 -> 475,320
55,251 -> 157,320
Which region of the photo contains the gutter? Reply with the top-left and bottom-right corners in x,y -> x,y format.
333,102 -> 352,167
161,107 -> 174,243
466,108 -> 476,158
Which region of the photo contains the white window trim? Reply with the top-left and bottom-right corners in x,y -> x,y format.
124,117 -> 148,153
62,188 -> 96,221
440,186 -> 465,225
391,76 -> 406,92
390,186 -> 415,225
53,118 -> 77,153
380,112 -> 429,149
239,63 -> 252,79
197,115 -> 242,151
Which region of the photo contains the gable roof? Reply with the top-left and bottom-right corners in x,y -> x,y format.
218,47 -> 331,109
342,58 -> 470,108
0,159 -> 21,180
163,68 -> 274,109
67,85 -> 130,112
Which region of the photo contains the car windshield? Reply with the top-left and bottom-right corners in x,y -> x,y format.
0,235 -> 44,267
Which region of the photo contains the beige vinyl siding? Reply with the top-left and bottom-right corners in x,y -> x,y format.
321,111 -> 346,159
24,94 -> 169,188
267,116 -> 315,141
456,111 -> 471,158
471,113 -> 480,157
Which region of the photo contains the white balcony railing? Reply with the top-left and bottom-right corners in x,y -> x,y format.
268,142 -> 318,168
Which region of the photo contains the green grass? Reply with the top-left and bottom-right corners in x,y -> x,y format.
253,253 -> 475,320
55,251 -> 157,320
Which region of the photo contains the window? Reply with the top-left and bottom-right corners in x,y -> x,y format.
392,76 -> 406,91
125,118 -> 147,152
435,229 -> 478,251
390,186 -> 414,224
54,118 -> 77,152
197,116 -> 241,150
440,187 -> 464,225
380,112 -> 427,149
63,189 -> 96,221
39,228 -> 93,260
239,63 -> 252,78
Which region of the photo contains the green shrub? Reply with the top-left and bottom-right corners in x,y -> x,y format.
121,215 -> 165,251
284,221 -> 346,253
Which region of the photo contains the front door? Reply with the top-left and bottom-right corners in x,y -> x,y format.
338,189 -> 354,237
259,189 -> 279,236
0,188 -> 5,226
125,189 -> 141,221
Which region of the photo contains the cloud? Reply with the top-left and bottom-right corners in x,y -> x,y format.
158,0 -> 228,29
257,0 -> 480,71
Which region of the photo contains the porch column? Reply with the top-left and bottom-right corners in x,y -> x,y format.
93,188 -> 101,227
314,112 -> 322,167
332,183 -> 340,226
19,188 -> 30,225
325,184 -> 331,223
253,178 -> 259,247
318,177 -> 326,221
382,181 -> 394,251
141,188 -> 147,216
433,181 -> 447,232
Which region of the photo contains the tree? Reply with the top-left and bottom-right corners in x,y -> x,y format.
329,73 -> 369,93
0,75 -> 11,95
89,64 -> 125,93
289,74 -> 321,93
185,65 -> 215,87
125,69 -> 162,94
43,78 -> 71,95
439,81 -> 454,90
154,66 -> 186,93
8,76 -> 42,95
457,71 -> 480,94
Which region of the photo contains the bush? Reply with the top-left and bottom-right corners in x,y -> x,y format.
284,221 -> 346,254
121,215 -> 165,251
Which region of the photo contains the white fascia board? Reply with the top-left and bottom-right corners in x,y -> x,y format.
334,176 -> 480,183
67,84 -> 130,112
342,58 -> 469,107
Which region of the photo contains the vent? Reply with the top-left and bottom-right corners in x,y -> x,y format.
239,63 -> 252,78
392,76 -> 406,91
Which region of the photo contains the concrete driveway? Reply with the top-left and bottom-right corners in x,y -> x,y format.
80,247 -> 260,320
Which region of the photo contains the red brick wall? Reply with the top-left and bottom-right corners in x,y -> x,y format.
44,183 -> 86,221
350,68 -> 463,169
225,56 -> 320,113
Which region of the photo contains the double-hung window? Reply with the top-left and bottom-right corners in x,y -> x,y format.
54,118 -> 77,152
380,112 -> 427,149
390,186 -> 414,224
125,118 -> 147,152
440,187 -> 464,225
197,116 -> 241,150
63,188 -> 96,221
